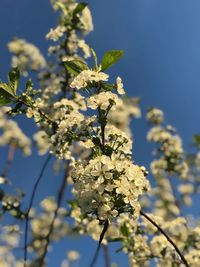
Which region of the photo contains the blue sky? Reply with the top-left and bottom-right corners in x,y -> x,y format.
1,0 -> 200,266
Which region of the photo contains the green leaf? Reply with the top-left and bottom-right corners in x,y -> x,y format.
73,2 -> 87,16
101,82 -> 114,91
0,69 -> 19,106
105,145 -> 113,157
64,60 -> 88,75
8,68 -> 20,94
0,89 -> 13,106
0,82 -> 14,96
120,224 -> 129,237
92,137 -> 101,146
25,79 -> 33,92
193,134 -> 200,148
101,50 -> 124,71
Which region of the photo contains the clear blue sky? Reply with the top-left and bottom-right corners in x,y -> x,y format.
1,0 -> 200,266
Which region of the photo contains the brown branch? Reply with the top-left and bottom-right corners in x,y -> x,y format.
88,103 -> 110,267
89,219 -> 109,267
103,244 -> 110,267
1,143 -> 16,177
23,154 -> 51,267
37,166 -> 69,266
140,210 -> 189,267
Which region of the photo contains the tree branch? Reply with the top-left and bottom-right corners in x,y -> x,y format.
140,210 -> 189,267
23,154 -> 51,267
89,219 -> 109,267
1,143 -> 15,178
103,244 -> 110,267
37,166 -> 69,266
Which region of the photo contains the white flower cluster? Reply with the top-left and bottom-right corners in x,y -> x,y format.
8,38 -> 46,76
153,178 -> 181,218
139,215 -> 191,266
0,225 -> 20,248
67,31 -> 79,54
115,77 -> 125,95
114,213 -> 151,266
72,155 -> 149,220
0,225 -> 23,266
108,97 -> 141,136
105,125 -> 133,155
0,107 -> 31,155
46,25 -> 66,41
0,247 -> 19,267
185,250 -> 200,267
178,183 -> 194,206
61,250 -> 80,267
150,234 -> 174,257
147,110 -> 189,179
78,40 -> 91,58
50,1 -> 93,35
33,130 -> 50,155
50,0 -> 72,11
47,0 -> 93,60
88,91 -> 121,110
30,197 -> 69,257
26,107 -> 41,121
146,107 -> 164,125
67,250 -> 80,261
42,97 -> 96,161
79,6 -> 94,34
146,108 -> 190,219
70,69 -> 109,89
39,73 -> 63,101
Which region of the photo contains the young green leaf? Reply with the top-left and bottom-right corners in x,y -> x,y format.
0,82 -> 13,95
120,224 -> 129,237
101,50 -> 124,71
26,79 -> 33,92
0,82 -> 14,96
101,82 -> 114,91
73,2 -> 87,16
8,68 -> 20,94
0,89 -> 14,106
64,60 -> 88,75
193,134 -> 200,148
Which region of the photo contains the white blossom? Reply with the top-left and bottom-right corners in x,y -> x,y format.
46,25 -> 66,41
116,77 -> 125,95
70,70 -> 109,89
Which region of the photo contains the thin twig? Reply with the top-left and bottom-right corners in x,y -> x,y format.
37,167 -> 69,266
16,97 -> 55,126
89,219 -> 109,267
23,154 -> 51,267
103,244 -> 110,267
101,124 -> 106,153
168,177 -> 188,229
89,98 -> 109,267
1,144 -> 15,177
140,210 -> 189,267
